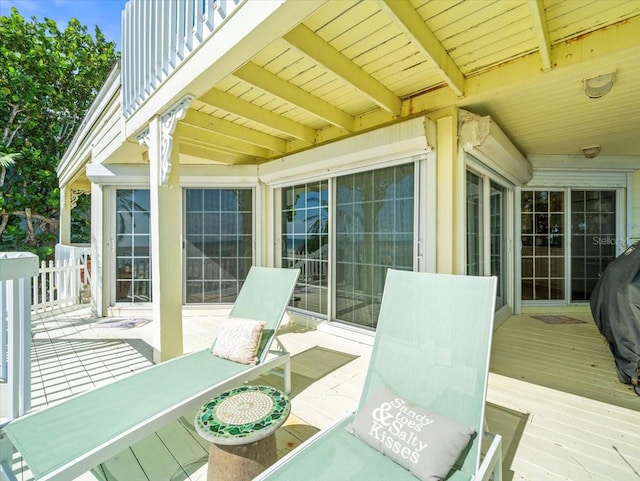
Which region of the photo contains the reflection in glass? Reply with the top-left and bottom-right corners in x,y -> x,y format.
466,172 -> 483,276
281,181 -> 329,315
490,181 -> 506,309
335,163 -> 414,329
185,189 -> 253,303
521,190 -> 565,300
466,172 -> 507,310
570,190 -> 616,301
116,190 -> 151,302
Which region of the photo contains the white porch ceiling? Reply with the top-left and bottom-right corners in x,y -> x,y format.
137,0 -> 640,165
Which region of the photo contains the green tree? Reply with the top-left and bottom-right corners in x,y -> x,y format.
0,8 -> 118,258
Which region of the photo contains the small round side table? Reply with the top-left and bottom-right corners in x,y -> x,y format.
195,385 -> 291,481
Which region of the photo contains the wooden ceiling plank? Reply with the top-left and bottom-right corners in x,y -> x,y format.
377,0 -> 465,97
283,24 -> 401,115
183,110 -> 287,152
528,0 -> 553,72
199,88 -> 316,143
233,62 -> 355,131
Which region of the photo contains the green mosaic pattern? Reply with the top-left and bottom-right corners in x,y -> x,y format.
195,385 -> 290,445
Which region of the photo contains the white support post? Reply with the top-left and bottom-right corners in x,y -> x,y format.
0,282 -> 5,382
6,282 -> 19,421
146,97 -> 193,362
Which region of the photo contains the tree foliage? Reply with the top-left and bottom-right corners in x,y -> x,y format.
0,8 -> 118,258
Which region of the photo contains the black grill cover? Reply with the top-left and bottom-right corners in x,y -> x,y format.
590,242 -> 640,385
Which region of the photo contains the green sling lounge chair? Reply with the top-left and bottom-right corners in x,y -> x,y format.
255,270 -> 502,481
0,266 -> 299,481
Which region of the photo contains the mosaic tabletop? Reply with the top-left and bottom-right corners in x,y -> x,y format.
195,385 -> 291,445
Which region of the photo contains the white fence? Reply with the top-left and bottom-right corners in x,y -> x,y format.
1,253 -> 89,423
32,258 -> 90,312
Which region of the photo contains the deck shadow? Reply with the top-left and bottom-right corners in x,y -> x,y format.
484,402 -> 529,481
258,345 -> 359,398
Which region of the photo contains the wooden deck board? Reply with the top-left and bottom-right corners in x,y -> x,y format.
490,312 -> 640,411
488,372 -> 640,480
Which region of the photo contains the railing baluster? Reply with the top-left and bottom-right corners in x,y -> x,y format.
121,0 -> 243,117
40,261 -> 46,306
185,0 -> 195,53
18,276 -> 31,414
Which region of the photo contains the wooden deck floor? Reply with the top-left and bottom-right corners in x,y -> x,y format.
490,310 -> 639,412
4,305 -> 640,481
487,309 -> 640,481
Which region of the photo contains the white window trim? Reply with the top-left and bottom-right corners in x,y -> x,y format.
465,155 -> 517,321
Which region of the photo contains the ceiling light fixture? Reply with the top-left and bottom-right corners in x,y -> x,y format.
583,71 -> 616,99
582,145 -> 601,158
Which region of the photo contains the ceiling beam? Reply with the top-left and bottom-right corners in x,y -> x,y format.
307,15 -> 640,147
377,0 -> 464,97
199,88 -> 317,144
283,24 -> 401,116
179,123 -> 270,158
528,0 -> 552,72
183,109 -> 287,153
179,142 -> 258,165
233,62 -> 355,131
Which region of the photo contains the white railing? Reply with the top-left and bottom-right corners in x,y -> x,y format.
0,253 -> 38,422
31,258 -> 90,312
121,0 -> 243,117
292,244 -> 328,283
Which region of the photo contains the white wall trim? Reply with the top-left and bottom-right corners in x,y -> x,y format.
86,163 -> 260,187
529,154 -> 640,172
86,164 -> 150,185
258,116 -> 432,185
526,169 -> 628,188
459,109 -> 532,186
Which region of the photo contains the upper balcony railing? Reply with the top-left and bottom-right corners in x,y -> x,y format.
121,0 -> 243,118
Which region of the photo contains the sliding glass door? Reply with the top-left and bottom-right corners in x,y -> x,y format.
520,189 -> 617,303
570,190 -> 616,301
335,164 -> 415,328
184,188 -> 253,303
115,189 -> 151,302
466,170 -> 510,310
281,182 -> 329,315
520,191 -> 565,301
280,162 -> 416,330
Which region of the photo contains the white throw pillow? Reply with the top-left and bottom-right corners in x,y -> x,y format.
212,317 -> 266,365
348,383 -> 475,481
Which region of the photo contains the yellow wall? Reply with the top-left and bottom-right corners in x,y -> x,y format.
632,170 -> 640,245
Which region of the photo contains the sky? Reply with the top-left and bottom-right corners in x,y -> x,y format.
0,0 -> 127,48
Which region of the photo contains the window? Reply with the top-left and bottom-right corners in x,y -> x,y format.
466,172 -> 483,276
521,191 -> 565,300
185,189 -> 253,303
521,189 -> 618,303
466,170 -> 509,310
281,182 -> 329,315
115,189 -> 151,302
571,190 -> 616,301
335,164 -> 415,328
281,163 -> 415,329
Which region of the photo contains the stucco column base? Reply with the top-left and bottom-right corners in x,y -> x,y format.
207,435 -> 277,481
